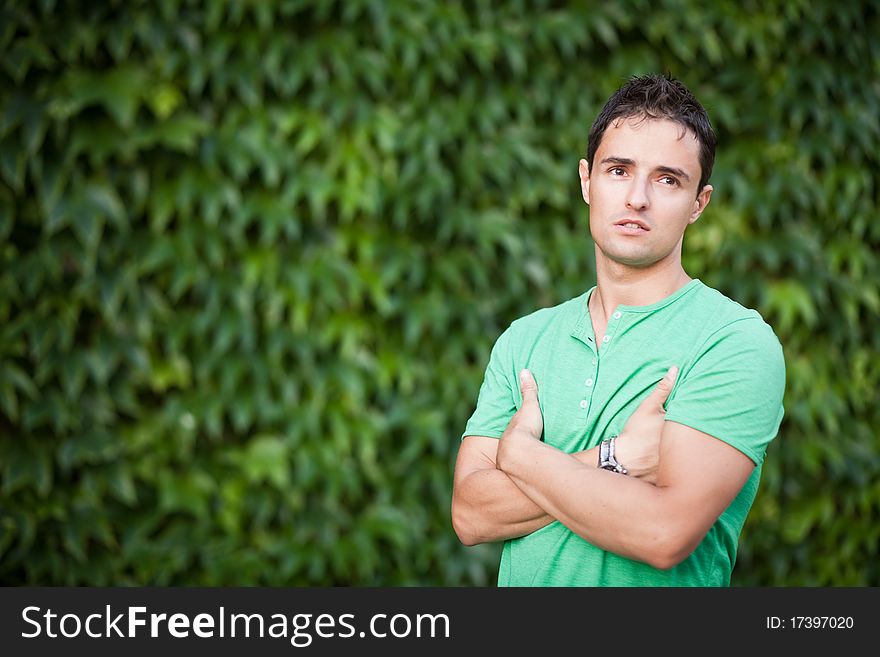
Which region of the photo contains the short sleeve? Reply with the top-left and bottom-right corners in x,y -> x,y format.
663,317 -> 786,465
461,327 -> 517,440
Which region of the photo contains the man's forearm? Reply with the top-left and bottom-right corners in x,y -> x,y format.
499,432 -> 676,568
453,447 -> 600,545
453,467 -> 553,545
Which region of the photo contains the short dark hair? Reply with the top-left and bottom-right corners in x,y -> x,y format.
586,74 -> 717,192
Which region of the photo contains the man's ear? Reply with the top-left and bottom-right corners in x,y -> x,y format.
579,158 -> 591,205
689,184 -> 713,224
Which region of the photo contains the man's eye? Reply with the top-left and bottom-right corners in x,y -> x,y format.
609,167 -> 626,176
659,176 -> 679,186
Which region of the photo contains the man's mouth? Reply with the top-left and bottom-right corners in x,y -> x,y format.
614,220 -> 649,232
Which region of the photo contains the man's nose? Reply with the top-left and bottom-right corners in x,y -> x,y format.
626,178 -> 650,211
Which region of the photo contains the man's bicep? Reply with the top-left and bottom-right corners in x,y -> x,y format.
664,318 -> 785,466
453,435 -> 499,487
656,421 -> 755,546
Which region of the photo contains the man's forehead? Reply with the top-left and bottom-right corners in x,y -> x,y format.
598,116 -> 701,169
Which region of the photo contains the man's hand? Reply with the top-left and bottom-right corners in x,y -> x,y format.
614,365 -> 678,483
496,369 -> 543,472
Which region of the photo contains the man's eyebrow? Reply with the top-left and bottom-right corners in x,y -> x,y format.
600,157 -> 635,167
600,157 -> 692,183
656,165 -> 691,182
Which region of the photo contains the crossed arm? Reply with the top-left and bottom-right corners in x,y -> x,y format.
451,368 -> 755,570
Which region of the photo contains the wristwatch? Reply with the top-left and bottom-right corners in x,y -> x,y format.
598,435 -> 628,475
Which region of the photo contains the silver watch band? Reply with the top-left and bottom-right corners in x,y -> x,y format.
598,435 -> 628,475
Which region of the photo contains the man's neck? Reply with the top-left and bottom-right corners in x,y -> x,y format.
590,255 -> 692,322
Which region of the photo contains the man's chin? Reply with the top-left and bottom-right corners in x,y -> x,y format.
602,250 -> 658,269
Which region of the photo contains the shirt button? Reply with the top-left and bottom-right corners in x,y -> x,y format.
602,335 -> 610,343
584,378 -> 593,387
591,359 -> 597,366
613,311 -> 622,319
579,399 -> 588,409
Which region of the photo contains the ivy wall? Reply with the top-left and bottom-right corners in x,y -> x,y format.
1,0 -> 878,585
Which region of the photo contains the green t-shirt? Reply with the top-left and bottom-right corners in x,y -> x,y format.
462,279 -> 785,586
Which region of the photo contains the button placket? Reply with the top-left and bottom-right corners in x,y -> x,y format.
601,309 -> 624,352
578,351 -> 600,418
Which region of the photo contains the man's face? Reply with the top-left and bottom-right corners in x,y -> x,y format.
579,116 -> 712,269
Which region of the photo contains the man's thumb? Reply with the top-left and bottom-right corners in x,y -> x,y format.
520,369 -> 539,401
652,365 -> 678,406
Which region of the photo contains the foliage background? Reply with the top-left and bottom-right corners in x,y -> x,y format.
1,0 -> 877,586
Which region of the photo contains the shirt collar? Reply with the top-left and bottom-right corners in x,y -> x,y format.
569,280 -> 703,346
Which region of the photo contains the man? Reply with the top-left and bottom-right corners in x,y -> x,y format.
451,74 -> 785,586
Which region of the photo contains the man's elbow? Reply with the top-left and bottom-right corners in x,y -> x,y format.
640,528 -> 700,571
644,547 -> 690,571
451,500 -> 482,546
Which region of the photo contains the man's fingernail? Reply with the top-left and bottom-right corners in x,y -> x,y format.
520,369 -> 530,383
666,366 -> 679,379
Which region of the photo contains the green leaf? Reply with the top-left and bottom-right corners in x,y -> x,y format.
241,435 -> 290,488
2,446 -> 52,497
0,134 -> 24,191
63,65 -> 149,128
